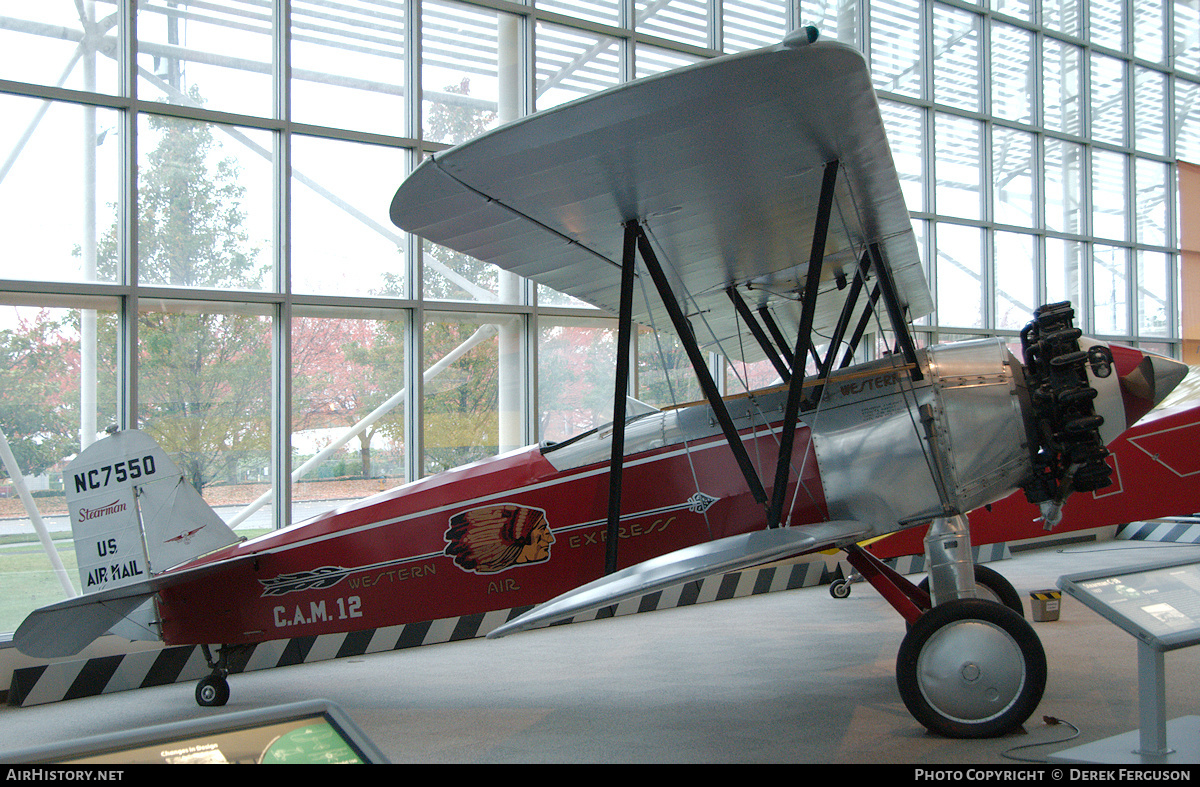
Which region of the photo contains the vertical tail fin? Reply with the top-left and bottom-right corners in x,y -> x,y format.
14,430 -> 243,656
67,429 -> 241,594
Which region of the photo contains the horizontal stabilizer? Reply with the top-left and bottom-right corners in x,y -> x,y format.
487,520 -> 869,639
14,592 -> 155,660
14,553 -> 255,659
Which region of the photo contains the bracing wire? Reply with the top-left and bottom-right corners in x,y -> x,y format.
631,239 -> 715,539
640,223 -> 823,528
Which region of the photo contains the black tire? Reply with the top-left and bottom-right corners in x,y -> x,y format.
196,674 -> 230,707
829,579 -> 851,599
919,563 -> 1024,617
896,598 -> 1046,738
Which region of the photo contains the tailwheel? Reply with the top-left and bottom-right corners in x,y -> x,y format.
896,598 -> 1046,738
196,644 -> 231,707
195,673 -> 230,707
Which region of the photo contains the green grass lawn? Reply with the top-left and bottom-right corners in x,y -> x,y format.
0,535 -> 80,635
0,530 -> 272,637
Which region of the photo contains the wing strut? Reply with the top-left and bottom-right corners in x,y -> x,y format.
635,225 -> 771,509
822,252 -> 871,377
758,305 -> 795,366
839,283 -> 882,369
727,286 -> 792,383
812,251 -> 872,402
602,220 -> 773,573
868,241 -> 924,381
604,223 -> 640,575
767,159 -> 839,528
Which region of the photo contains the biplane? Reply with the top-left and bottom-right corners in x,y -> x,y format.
14,31 -> 1189,740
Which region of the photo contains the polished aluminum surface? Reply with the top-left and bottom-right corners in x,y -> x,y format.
924,515 -> 977,606
916,618 -> 1027,723
390,40 -> 929,366
923,339 -> 1031,511
809,338 -> 1032,535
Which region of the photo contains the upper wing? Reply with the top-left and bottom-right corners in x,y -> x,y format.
390,35 -> 929,364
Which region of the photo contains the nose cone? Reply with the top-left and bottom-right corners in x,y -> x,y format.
1107,344 -> 1191,430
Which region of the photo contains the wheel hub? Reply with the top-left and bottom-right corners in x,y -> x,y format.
917,619 -> 1025,723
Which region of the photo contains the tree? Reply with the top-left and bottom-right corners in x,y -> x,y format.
134,106 -> 262,289
135,309 -> 271,492
423,316 -> 501,473
291,316 -> 406,479
636,327 -> 703,407
0,310 -> 82,476
94,105 -> 270,492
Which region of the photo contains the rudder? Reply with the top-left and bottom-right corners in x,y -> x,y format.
67,429 -> 240,594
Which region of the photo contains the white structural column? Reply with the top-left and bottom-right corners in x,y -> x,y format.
497,13 -> 525,453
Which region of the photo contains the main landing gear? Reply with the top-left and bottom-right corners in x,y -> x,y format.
829,561 -> 1023,617
917,563 -> 1025,618
896,598 -> 1046,739
844,516 -> 1047,739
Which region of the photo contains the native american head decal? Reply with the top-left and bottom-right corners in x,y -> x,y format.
444,504 -> 555,575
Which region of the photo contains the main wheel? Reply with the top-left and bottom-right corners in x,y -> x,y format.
195,674 -> 230,707
896,598 -> 1046,738
919,563 -> 1024,617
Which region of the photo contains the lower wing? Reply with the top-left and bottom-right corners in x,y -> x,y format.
488,519 -> 870,639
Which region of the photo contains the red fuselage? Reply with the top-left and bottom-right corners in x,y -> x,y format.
157,423 -> 826,646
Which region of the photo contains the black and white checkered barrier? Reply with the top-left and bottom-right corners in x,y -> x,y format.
8,544 -> 1016,707
8,554 -> 852,707
880,542 -> 1011,576
1116,518 -> 1200,544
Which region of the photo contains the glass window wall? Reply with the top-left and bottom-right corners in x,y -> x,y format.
1,0 -> 1195,638
135,116 -> 275,291
292,311 -> 408,508
933,5 -> 982,112
0,97 -> 121,284
290,0 -> 408,136
539,317 -> 618,443
137,300 -> 274,508
291,136 -> 408,297
991,23 -> 1034,125
137,0 -> 275,116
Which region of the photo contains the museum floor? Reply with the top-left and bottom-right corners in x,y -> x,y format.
1,539 -> 1197,764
